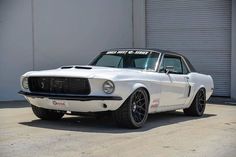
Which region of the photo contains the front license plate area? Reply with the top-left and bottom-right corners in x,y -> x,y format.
51,100 -> 67,108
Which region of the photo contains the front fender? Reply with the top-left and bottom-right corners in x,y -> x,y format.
112,81 -> 150,107
132,83 -> 148,92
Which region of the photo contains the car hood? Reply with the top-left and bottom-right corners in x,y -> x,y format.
23,65 -> 149,81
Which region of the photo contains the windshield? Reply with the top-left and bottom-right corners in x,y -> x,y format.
89,51 -> 160,70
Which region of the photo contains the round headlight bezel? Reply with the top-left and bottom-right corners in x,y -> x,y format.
103,80 -> 115,94
22,77 -> 29,90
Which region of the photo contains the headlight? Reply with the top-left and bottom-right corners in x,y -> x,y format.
103,80 -> 115,94
22,77 -> 29,89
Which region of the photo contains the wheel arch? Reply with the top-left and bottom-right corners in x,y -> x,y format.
189,86 -> 206,105
132,83 -> 150,104
195,86 -> 206,95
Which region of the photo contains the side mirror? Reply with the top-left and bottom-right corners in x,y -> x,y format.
165,66 -> 175,74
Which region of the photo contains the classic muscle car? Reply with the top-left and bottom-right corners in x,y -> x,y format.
19,49 -> 214,128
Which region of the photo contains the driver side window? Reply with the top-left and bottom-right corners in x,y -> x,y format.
159,55 -> 183,74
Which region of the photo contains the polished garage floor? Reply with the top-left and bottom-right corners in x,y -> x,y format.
0,100 -> 236,157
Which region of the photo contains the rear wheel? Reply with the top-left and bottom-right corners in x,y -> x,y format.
113,88 -> 149,128
183,88 -> 206,116
31,105 -> 64,120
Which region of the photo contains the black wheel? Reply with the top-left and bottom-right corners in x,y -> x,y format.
31,105 -> 65,120
113,88 -> 149,128
183,88 -> 206,116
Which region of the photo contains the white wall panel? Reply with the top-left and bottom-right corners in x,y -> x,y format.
0,0 -> 33,100
33,0 -> 133,70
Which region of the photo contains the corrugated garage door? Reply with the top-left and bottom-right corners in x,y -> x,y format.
146,0 -> 232,96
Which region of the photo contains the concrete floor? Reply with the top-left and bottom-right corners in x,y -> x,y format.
0,100 -> 236,157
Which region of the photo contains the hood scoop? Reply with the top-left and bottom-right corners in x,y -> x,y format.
61,66 -> 73,69
74,66 -> 92,70
60,65 -> 92,70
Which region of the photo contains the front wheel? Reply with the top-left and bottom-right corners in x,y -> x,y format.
113,88 -> 149,128
183,88 -> 206,116
31,105 -> 65,120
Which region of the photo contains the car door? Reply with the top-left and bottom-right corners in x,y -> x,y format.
158,54 -> 190,107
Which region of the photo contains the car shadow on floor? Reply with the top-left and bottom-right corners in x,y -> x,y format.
19,111 -> 216,133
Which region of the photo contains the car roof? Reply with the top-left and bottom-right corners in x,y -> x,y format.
104,48 -> 196,72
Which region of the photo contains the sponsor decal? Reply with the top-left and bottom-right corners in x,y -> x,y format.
151,99 -> 159,110
52,100 -> 65,106
128,51 -> 135,54
106,51 -> 149,55
134,51 -> 149,55
106,51 -> 117,54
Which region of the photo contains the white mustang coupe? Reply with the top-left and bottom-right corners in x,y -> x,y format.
19,49 -> 214,128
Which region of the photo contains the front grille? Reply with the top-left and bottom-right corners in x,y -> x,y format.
28,77 -> 90,95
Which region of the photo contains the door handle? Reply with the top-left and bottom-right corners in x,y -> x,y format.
184,76 -> 189,79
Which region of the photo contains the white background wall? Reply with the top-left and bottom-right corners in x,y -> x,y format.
0,0 -> 33,101
0,0 -> 133,101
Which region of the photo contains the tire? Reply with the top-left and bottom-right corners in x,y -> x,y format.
113,88 -> 149,128
183,88 -> 206,116
31,105 -> 64,120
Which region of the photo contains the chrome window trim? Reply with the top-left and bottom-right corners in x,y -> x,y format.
152,51 -> 161,72
181,56 -> 191,74
157,53 -> 164,72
